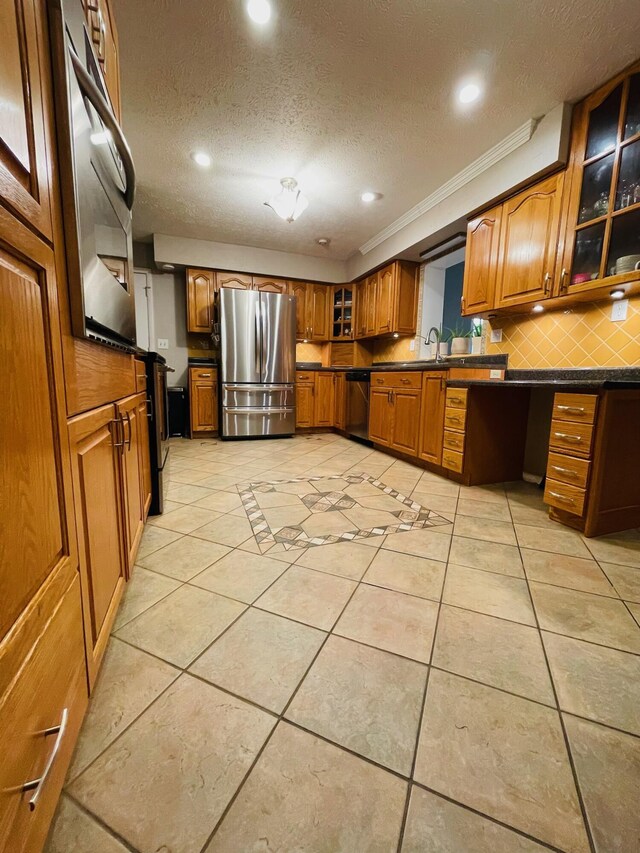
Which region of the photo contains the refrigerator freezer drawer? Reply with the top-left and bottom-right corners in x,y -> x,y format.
222,407 -> 296,438
222,384 -> 294,409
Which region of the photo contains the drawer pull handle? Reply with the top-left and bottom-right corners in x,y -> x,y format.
448,396 -> 463,404
401,378 -> 410,384
550,465 -> 577,478
548,491 -> 575,506
376,378 -> 384,384
554,432 -> 582,443
557,405 -> 585,415
199,373 -> 212,378
448,415 -> 462,423
22,708 -> 69,811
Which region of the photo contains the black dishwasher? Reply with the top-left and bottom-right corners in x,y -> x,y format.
346,370 -> 371,443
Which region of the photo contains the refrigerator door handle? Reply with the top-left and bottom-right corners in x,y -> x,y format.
225,406 -> 294,415
255,299 -> 262,377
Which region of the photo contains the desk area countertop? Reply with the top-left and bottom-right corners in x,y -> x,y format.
447,367 -> 640,389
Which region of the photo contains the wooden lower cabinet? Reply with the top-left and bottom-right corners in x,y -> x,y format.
138,394 -> 152,518
67,404 -> 127,687
389,389 -> 421,455
189,367 -> 218,434
333,373 -> 346,430
368,387 -> 392,445
418,372 -> 447,465
117,393 -> 145,573
296,382 -> 315,427
314,372 -> 334,426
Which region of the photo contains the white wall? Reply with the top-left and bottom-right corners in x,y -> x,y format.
148,269 -> 189,386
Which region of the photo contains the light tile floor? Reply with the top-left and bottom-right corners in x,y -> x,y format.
46,434 -> 640,853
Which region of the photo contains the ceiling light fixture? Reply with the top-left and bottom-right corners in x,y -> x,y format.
191,151 -> 211,167
532,304 -> 544,313
361,191 -> 381,203
246,0 -> 271,24
610,289 -> 625,299
458,83 -> 481,104
316,237 -> 331,247
264,177 -> 308,223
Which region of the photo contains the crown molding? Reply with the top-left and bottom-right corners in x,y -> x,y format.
358,118 -> 538,256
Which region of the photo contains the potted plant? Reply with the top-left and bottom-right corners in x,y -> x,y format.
447,324 -> 472,355
471,320 -> 483,355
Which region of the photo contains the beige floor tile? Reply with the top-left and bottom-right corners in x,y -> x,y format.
414,670 -> 589,853
401,787 -> 550,853
198,474 -> 242,491
136,525 -> 182,560
345,480 -> 384,497
509,502 -> 559,529
543,632 -> 640,734
382,528 -> 451,561
45,796 -> 128,853
68,638 -> 178,780
190,608 -> 325,713
115,585 -> 245,667
600,562 -> 640,602
413,478 -> 460,498
410,491 -> 458,514
295,540 -> 376,580
147,498 -> 181,518
363,549 -> 445,601
516,524 -> 592,558
192,491 -> 243,512
166,483 -> 217,504
262,504 -> 311,528
433,605 -> 554,705
448,536 -> 524,577
190,550 -> 287,603
260,542 -> 299,563
530,582 -> 640,653
357,493 -> 410,512
341,506 -> 400,530
459,484 -> 507,504
522,549 -> 617,597
443,564 -> 536,626
150,504 -> 222,534
627,601 -> 640,624
583,529 -> 640,568
254,490 -> 306,508
206,722 -> 407,853
334,584 -> 438,663
300,511 -> 358,537
453,515 -> 517,546
273,480 -> 319,495
191,514 -> 254,547
287,635 -> 425,774
168,467 -> 217,484
255,565 -> 356,630
564,714 -> 640,853
456,498 -> 512,522
70,675 -> 275,853
112,567 -> 181,631
138,536 -> 231,581
313,477 -> 350,491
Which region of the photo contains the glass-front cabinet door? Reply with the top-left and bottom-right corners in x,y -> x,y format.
562,62 -> 640,295
331,285 -> 354,339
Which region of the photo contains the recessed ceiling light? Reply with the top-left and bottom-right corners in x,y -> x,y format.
246,0 -> 271,24
458,83 -> 481,104
532,304 -> 544,313
610,289 -> 625,299
316,237 -> 330,246
361,191 -> 381,203
191,151 -> 211,167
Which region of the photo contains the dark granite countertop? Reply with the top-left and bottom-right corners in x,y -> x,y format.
295,355 -> 507,373
447,367 -> 640,389
188,357 -> 218,366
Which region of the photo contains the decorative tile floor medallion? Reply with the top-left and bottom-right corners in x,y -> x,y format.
238,475 -> 452,552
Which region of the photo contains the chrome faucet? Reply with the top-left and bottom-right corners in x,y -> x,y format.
426,327 -> 444,362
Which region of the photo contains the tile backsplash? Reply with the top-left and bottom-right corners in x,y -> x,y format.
487,296 -> 640,368
372,337 -> 417,363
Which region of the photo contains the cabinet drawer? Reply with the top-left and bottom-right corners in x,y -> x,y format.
547,452 -> 590,489
549,419 -> 594,458
443,430 -> 466,453
544,478 -> 586,517
442,449 -> 464,473
444,407 -> 467,431
552,393 -> 597,424
135,361 -> 147,392
445,388 -> 468,409
296,371 -> 315,384
0,576 -> 87,853
371,372 -> 421,389
190,367 -> 216,383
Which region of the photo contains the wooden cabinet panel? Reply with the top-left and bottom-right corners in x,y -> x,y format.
189,368 -> 218,434
418,372 -> 447,465
117,393 -> 144,574
138,395 -> 152,518
549,419 -> 594,459
552,393 -> 598,424
0,574 -> 87,853
462,207 -> 502,315
547,451 -> 590,489
217,271 -> 253,290
0,229 -> 74,642
186,268 -> 214,332
310,284 -> 330,341
68,403 -> 126,686
445,388 -> 468,409
390,389 -> 421,456
444,406 -> 467,431
253,276 -> 290,293
365,274 -> 378,336
375,265 -> 394,334
314,372 -> 334,427
371,371 -> 422,389
333,373 -> 346,430
394,262 -> 419,335
292,281 -> 310,339
443,429 -> 465,453
442,448 -> 464,473
369,388 -> 392,445
496,173 -> 565,309
295,382 -> 314,428
544,479 -> 586,517
0,0 -> 53,239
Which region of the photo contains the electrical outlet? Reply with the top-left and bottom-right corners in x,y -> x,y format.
409,339 -> 416,352
490,328 -> 503,343
611,299 -> 628,322
157,338 -> 169,350
490,369 -> 502,379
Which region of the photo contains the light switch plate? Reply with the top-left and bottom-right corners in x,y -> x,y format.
157,338 -> 169,349
490,328 -> 503,343
611,299 -> 628,322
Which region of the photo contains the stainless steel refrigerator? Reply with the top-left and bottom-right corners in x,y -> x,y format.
220,288 -> 296,438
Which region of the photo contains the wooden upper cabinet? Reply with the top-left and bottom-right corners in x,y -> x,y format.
291,281 -> 310,339
254,276 -> 290,293
365,261 -> 418,337
310,283 -> 330,341
314,372 -> 334,426
462,206 -> 502,315
0,0 -> 53,239
186,268 -> 215,332
375,266 -> 394,334
418,372 -> 447,465
86,0 -> 121,121
218,272 -> 253,290
495,172 -> 565,309
365,274 -> 378,335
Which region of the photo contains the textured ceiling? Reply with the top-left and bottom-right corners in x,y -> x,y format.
114,0 -> 640,260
